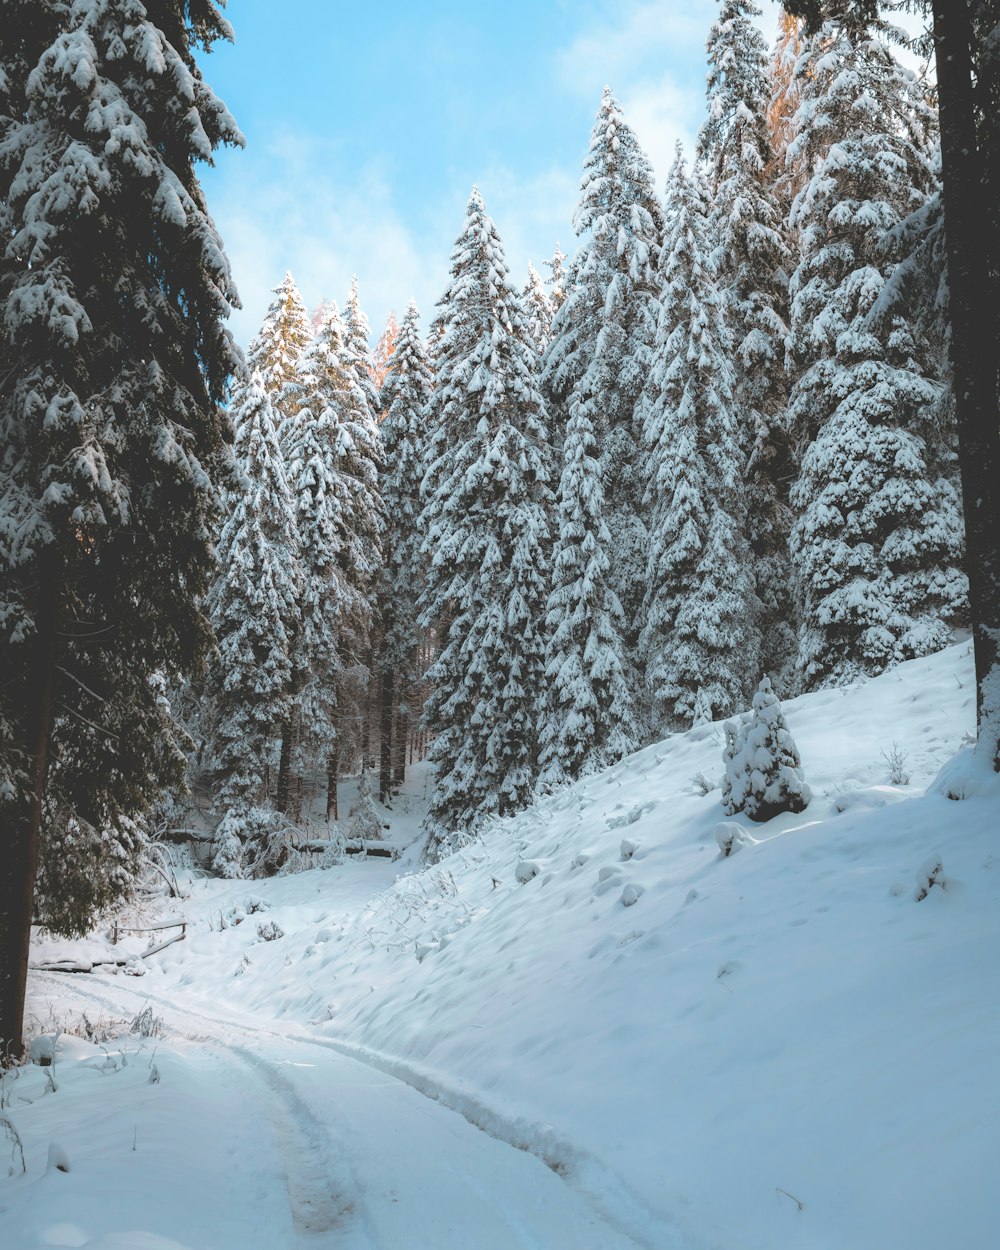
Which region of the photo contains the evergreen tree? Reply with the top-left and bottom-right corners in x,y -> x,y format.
419,189 -> 553,859
347,764 -> 382,842
700,0 -> 796,687
539,399 -> 638,786
521,262 -> 554,354
206,374 -> 301,817
247,272 -> 313,430
787,0 -> 1000,780
543,243 -> 570,312
378,301 -> 433,798
638,149 -> 759,731
282,307 -> 383,813
785,19 -> 966,687
371,310 -> 399,391
542,87 -> 664,634
343,276 -> 382,429
334,281 -> 385,781
0,0 -> 241,1054
722,677 -> 810,821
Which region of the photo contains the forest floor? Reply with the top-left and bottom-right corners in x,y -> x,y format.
3,640 -> 998,1250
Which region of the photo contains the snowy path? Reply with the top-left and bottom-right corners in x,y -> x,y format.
11,971 -> 668,1250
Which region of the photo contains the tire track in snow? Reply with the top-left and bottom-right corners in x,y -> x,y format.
30,973 -> 685,1250
217,1041 -> 372,1245
30,973 -> 373,1247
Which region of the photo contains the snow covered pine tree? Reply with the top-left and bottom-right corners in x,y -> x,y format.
699,0 -> 796,688
206,373 -> 301,875
247,271 -> 313,435
419,189 -> 553,860
542,88 -> 664,660
638,146 -> 758,732
786,0 -> 1000,771
0,0 -> 242,1056
785,14 -> 965,688
722,677 -> 810,821
378,301 -> 433,799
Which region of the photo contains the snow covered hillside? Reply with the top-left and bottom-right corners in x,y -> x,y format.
7,641 -> 999,1250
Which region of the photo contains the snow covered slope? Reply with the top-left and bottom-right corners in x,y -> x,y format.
12,640 -> 1000,1250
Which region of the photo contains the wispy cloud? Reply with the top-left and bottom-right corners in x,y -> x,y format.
553,0 -> 783,184
208,131 -> 446,347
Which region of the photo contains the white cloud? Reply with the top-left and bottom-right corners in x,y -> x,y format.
554,0 -> 784,185
208,1 -> 795,347
209,131 -> 447,348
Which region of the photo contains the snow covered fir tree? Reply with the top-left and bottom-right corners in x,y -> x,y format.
417,189 -> 554,860
638,146 -> 758,732
0,0 -> 243,1055
542,87 -> 665,670
784,14 -> 966,687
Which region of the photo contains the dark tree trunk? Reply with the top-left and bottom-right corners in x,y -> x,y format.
1,564 -> 59,1061
394,678 -> 409,786
275,714 -> 294,814
378,665 -> 394,803
932,0 -> 1000,767
361,675 -> 372,766
326,748 -> 339,823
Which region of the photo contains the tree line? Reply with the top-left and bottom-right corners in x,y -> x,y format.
204,2 -> 970,867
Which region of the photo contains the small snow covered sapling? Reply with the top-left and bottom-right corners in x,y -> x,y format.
721,719 -> 749,816
722,678 -> 810,822
882,742 -> 911,786
347,767 -> 382,842
741,678 -> 810,821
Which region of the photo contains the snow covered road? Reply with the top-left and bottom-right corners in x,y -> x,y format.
4,972 -> 669,1250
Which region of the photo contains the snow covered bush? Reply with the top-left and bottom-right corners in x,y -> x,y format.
211,811 -> 248,879
721,719 -> 750,817
347,768 -> 382,842
721,678 -> 810,822
212,807 -> 293,879
714,822 -> 755,858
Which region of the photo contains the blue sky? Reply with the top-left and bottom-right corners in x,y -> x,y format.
199,0 -> 781,346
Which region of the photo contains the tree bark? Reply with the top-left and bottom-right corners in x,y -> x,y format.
275,714 -> 294,814
0,563 -> 59,1061
378,665 -> 394,803
932,0 -> 1000,767
326,748 -> 339,823
394,677 -> 409,786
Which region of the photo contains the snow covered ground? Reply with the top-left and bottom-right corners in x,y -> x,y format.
4,640 -> 999,1250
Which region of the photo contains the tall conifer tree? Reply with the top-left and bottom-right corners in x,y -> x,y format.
539,399 -> 638,786
247,272 -> 312,433
785,18 -> 966,687
638,149 -> 758,730
522,262 -> 554,354
378,301 -> 432,799
419,190 -> 553,859
282,307 -> 383,815
0,0 -> 242,1054
206,374 -> 301,819
700,0 -> 796,685
542,88 -> 664,639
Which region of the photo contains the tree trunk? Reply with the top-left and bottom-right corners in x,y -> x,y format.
378,665 -> 394,803
275,714 -> 294,814
326,748 -> 339,823
0,564 -> 59,1061
932,0 -> 1000,768
361,675 -> 372,766
394,677 -> 408,786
